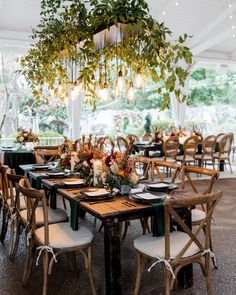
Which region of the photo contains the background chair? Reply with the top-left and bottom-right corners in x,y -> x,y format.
195,135 -> 216,168
213,134 -> 233,173
176,135 -> 199,166
180,165 -> 220,268
151,160 -> 181,182
33,146 -> 59,164
142,133 -> 153,142
163,136 -> 179,163
116,136 -> 129,153
133,191 -> 223,295
19,178 -> 96,295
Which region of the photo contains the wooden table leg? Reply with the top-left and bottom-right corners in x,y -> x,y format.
104,218 -> 122,295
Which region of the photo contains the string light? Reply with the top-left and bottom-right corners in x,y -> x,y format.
117,70 -> 124,91
127,81 -> 135,100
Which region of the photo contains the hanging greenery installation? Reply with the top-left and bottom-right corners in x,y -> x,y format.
20,0 -> 193,110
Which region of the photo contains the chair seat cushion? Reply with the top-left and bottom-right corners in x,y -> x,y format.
35,223 -> 93,249
134,231 -> 200,260
192,208 -> 206,222
195,154 -> 213,160
213,152 -> 228,159
176,155 -> 195,162
20,207 -> 67,225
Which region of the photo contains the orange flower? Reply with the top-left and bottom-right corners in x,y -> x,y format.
117,170 -> 125,177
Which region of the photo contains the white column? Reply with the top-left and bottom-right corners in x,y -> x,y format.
71,94 -> 83,140
67,90 -> 83,140
170,96 -> 187,128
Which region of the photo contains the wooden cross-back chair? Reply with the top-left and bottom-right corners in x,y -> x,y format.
19,178 -> 96,295
151,160 -> 181,182
5,168 -> 25,260
0,165 -> 14,244
180,165 -> 220,268
33,146 -> 59,164
133,191 -> 223,295
213,134 -> 233,173
6,169 -> 67,263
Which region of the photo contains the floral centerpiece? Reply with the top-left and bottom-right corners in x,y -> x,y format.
16,129 -> 39,144
73,135 -> 106,184
57,138 -> 76,171
98,150 -> 139,191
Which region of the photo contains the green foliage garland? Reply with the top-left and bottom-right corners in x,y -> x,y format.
20,0 -> 192,109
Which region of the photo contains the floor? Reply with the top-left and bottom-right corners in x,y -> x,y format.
0,175 -> 236,294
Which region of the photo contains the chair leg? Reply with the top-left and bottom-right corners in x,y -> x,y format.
86,246 -> 97,295
9,219 -> 21,262
0,206 -> 9,243
42,250 -> 49,295
8,217 -> 16,258
164,264 -> 171,295
134,252 -> 146,295
22,242 -> 34,286
205,253 -> 213,295
228,159 -> 233,174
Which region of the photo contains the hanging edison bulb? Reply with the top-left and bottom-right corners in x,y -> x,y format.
135,69 -> 145,88
127,81 -> 135,100
114,81 -> 120,98
117,70 -> 124,91
98,82 -> 109,101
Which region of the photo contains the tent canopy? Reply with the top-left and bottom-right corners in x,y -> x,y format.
0,0 -> 236,66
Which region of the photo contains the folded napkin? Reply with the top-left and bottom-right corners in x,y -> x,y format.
151,201 -> 165,237
69,197 -> 86,231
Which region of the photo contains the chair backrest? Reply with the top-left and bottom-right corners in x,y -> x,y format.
33,146 -> 59,164
0,165 -> 10,204
201,135 -> 216,157
142,133 -> 153,142
126,134 -> 139,144
6,168 -> 24,210
183,135 -> 199,158
116,136 -> 129,153
180,166 -> 219,195
164,191 -> 223,265
218,134 -> 232,156
153,160 -> 181,183
19,178 -> 49,244
215,133 -> 225,143
163,136 -> 179,159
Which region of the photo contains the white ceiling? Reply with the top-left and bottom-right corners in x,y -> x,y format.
0,0 -> 236,64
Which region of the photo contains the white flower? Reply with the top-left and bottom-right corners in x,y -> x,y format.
101,171 -> 107,184
129,172 -> 139,184
61,153 -> 67,159
83,161 -> 89,167
110,163 -> 119,174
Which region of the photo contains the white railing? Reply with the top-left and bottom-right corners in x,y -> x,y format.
0,137 -> 65,147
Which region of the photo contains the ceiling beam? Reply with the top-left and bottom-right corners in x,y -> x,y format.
191,28 -> 233,56
190,3 -> 236,47
0,30 -> 32,48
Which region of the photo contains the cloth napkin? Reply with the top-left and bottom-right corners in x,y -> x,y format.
151,200 -> 173,237
151,201 -> 165,237
69,197 -> 86,231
